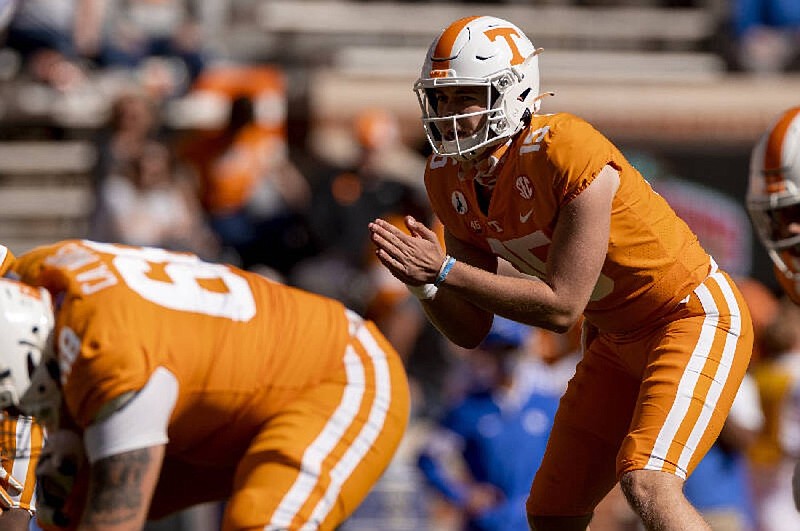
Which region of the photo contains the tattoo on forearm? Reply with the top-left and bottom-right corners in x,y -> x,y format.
84,448 -> 151,525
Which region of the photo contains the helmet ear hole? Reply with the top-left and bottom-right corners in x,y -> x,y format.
490,86 -> 500,109
27,352 -> 36,379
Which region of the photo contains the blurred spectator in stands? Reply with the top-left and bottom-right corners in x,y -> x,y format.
0,0 -> 17,36
307,108 -> 428,266
5,0 -> 105,90
298,109 -> 429,309
177,91 -> 313,275
294,108 -> 448,416
96,139 -> 219,259
91,88 -> 163,241
97,88 -> 161,180
351,107 -> 427,192
416,317 -> 580,531
747,295 -> 800,531
100,0 -> 208,95
731,0 -> 800,73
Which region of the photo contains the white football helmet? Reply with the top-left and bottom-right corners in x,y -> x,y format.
747,107 -> 800,280
414,16 -> 541,160
0,278 -> 55,415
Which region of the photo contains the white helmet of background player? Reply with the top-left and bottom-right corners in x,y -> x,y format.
0,278 -> 58,420
414,16 -> 542,160
747,107 -> 800,281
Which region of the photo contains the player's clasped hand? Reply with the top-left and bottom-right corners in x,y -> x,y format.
369,216 -> 446,286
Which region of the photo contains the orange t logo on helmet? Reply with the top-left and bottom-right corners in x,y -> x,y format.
764,169 -> 787,194
484,27 -> 525,65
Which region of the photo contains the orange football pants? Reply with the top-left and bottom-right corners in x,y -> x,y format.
527,267 -> 753,518
147,319 -> 410,530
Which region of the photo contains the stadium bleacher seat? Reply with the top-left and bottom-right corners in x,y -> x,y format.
0,140 -> 96,254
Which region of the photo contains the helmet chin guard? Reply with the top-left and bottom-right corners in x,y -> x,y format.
414,16 -> 543,160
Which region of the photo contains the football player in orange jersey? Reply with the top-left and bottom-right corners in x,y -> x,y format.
745,106 -> 800,513
0,239 -> 410,531
369,15 -> 754,531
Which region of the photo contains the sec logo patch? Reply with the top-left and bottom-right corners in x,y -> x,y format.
516,175 -> 533,200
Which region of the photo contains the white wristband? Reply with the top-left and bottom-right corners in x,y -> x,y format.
407,282 -> 438,300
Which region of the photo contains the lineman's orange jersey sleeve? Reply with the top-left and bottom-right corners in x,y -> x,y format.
424,113 -> 710,332
12,240 -> 352,463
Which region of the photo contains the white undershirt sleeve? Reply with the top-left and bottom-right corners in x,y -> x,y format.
84,366 -> 179,464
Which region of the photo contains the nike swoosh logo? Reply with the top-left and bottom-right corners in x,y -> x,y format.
520,209 -> 533,223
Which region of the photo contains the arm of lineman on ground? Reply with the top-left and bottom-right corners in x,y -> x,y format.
77,367 -> 178,530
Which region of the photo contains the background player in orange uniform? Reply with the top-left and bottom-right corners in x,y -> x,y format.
0,240 -> 410,530
746,106 -> 800,514
747,106 -> 800,304
369,15 -> 753,531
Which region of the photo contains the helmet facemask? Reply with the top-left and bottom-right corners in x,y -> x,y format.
747,106 -> 800,282
748,191 -> 800,280
416,68 -> 532,160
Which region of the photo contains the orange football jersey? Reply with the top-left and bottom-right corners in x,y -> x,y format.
12,240 -> 355,463
425,113 -> 711,332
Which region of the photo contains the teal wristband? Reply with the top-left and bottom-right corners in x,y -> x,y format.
434,255 -> 456,287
